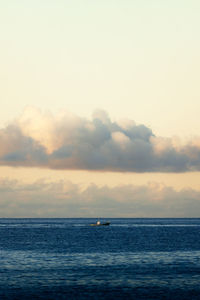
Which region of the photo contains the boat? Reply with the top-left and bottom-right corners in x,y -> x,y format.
90,220 -> 110,226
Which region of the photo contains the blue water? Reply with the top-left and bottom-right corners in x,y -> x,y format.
1,218 -> 200,299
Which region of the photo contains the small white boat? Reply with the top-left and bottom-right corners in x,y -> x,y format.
90,220 -> 110,226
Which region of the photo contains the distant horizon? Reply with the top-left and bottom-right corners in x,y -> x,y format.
1,217 -> 200,219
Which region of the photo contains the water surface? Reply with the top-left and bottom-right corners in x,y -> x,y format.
0,218 -> 200,299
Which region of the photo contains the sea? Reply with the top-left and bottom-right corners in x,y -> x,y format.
0,218 -> 200,299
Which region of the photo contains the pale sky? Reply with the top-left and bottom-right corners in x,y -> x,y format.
0,1 -> 200,217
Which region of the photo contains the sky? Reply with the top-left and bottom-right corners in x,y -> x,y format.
0,0 -> 200,217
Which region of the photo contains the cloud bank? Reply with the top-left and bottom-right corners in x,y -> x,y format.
1,107 -> 200,172
0,178 -> 200,217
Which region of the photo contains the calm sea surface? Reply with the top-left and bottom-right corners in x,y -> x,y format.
0,218 -> 200,299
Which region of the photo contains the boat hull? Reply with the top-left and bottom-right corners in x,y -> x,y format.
90,222 -> 110,226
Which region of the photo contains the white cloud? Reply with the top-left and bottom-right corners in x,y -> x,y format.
0,107 -> 200,172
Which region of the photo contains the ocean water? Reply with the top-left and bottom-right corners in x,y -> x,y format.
0,218 -> 200,299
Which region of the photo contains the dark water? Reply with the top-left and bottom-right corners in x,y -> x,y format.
1,218 -> 200,299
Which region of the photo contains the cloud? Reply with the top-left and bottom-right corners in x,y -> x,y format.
0,123 -> 47,167
0,107 -> 200,172
0,178 -> 200,217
